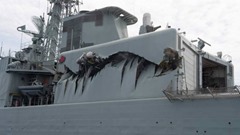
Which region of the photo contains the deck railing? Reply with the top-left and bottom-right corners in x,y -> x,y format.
163,85 -> 240,102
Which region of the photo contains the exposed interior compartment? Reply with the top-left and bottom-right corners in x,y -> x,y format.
202,58 -> 227,91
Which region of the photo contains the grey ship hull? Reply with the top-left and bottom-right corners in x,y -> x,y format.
0,3 -> 238,134
1,97 -> 239,135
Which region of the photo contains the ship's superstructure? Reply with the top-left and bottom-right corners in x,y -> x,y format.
0,1 -> 239,135
0,0 -> 81,107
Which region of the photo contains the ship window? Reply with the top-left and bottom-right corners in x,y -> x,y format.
60,11 -> 103,52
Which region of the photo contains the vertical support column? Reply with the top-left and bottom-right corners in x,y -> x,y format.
198,54 -> 203,89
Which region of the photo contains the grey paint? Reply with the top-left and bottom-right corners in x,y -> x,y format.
0,58 -> 14,106
0,4 -> 237,135
181,39 -> 198,90
0,72 -> 12,107
59,28 -> 178,73
60,6 -> 137,52
55,63 -> 178,103
55,28 -> 235,104
55,29 -> 179,103
1,97 -> 240,135
81,15 -> 122,45
0,71 -> 31,107
115,17 -> 128,38
227,63 -> 234,86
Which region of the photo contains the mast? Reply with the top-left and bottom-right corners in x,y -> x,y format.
44,0 -> 81,61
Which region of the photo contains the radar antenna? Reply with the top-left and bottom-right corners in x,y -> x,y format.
197,37 -> 211,50
223,54 -> 232,62
17,16 -> 45,43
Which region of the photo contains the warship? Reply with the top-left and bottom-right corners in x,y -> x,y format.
0,0 -> 239,135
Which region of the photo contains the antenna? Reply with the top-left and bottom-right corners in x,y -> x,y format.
8,49 -> 11,57
44,0 -> 83,61
198,37 -> 211,46
223,54 -> 232,62
166,22 -> 171,28
197,37 -> 211,50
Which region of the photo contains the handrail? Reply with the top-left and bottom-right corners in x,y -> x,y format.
163,90 -> 183,102
235,85 -> 240,94
206,87 -> 214,98
163,86 -> 240,102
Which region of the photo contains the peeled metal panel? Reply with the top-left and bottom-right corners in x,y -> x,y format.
61,28 -> 178,73
55,29 -> 178,103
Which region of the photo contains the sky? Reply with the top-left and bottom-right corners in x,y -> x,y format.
0,0 -> 239,84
